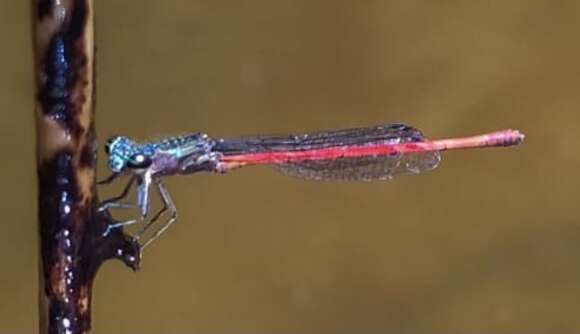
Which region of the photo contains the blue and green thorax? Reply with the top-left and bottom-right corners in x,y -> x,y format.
105,134 -> 215,175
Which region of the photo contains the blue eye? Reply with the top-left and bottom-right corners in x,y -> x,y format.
126,154 -> 152,169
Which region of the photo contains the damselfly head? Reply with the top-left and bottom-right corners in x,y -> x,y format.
104,136 -> 140,173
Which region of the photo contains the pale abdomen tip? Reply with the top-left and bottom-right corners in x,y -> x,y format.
491,129 -> 525,146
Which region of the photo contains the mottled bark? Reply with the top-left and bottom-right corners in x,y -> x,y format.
33,1 -> 140,333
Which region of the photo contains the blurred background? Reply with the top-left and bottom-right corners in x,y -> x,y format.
1,1 -> 579,333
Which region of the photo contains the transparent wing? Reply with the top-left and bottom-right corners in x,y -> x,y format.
215,123 -> 441,181
273,151 -> 441,181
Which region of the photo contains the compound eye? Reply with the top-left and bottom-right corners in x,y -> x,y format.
126,153 -> 152,169
104,137 -> 116,155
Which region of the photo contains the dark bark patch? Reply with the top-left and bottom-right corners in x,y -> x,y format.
37,0 -> 53,20
69,0 -> 88,41
37,0 -> 90,142
79,137 -> 97,169
38,148 -> 140,333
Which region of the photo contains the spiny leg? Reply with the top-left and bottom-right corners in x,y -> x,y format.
98,171 -> 122,185
138,179 -> 178,250
102,219 -> 140,237
98,175 -> 138,212
99,175 -> 142,236
136,198 -> 167,238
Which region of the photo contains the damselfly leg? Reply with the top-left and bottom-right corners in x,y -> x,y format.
98,171 -> 122,185
136,179 -> 177,250
101,219 -> 139,237
98,172 -> 146,228
98,173 -> 177,247
98,175 -> 138,212
98,175 -> 141,236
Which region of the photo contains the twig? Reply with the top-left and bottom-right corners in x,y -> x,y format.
33,1 -> 140,333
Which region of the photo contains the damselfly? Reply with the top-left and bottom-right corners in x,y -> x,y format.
99,123 -> 524,249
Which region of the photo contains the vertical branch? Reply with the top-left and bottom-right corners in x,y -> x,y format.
33,1 -> 140,333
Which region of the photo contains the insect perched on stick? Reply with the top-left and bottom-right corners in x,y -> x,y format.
99,123 -> 525,249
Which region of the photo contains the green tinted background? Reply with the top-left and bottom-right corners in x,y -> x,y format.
1,1 -> 579,333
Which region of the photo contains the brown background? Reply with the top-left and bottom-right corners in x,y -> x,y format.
1,1 -> 579,333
